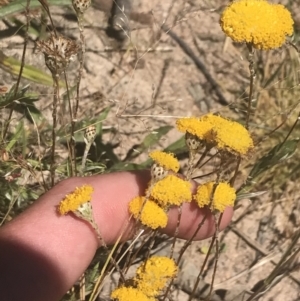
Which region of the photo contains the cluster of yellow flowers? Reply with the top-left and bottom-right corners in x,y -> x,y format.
111,256 -> 177,301
220,0 -> 294,50
129,150 -> 192,230
195,182 -> 236,212
128,112 -> 252,229
56,114 -> 247,230
176,113 -> 253,156
129,196 -> 168,229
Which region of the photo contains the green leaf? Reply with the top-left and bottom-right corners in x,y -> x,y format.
109,162 -> 148,172
236,190 -> 267,201
263,60 -> 285,89
0,83 -> 37,104
85,262 -> 100,294
25,102 -> 43,124
6,17 -> 40,36
164,135 -> 187,154
0,84 -> 42,123
27,159 -> 48,171
0,50 -> 66,87
0,0 -> 72,19
5,120 -> 25,151
125,125 -> 173,161
137,135 -> 187,169
240,139 -> 299,193
70,106 -> 112,143
83,164 -> 106,174
96,106 -> 111,136
248,139 -> 299,180
142,125 -> 173,148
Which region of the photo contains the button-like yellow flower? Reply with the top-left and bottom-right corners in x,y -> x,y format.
213,119 -> 253,155
58,184 -> 94,215
194,182 -> 236,212
220,0 -> 294,50
176,114 -> 253,155
149,150 -> 180,173
134,256 -> 178,297
129,196 -> 168,229
176,114 -> 222,143
111,286 -> 154,301
150,175 -> 192,207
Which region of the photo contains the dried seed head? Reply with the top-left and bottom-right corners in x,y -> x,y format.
72,202 -> 103,243
0,86 -> 8,94
84,125 -> 96,144
72,0 -> 91,15
1,149 -> 9,162
36,34 -> 79,75
73,201 -> 94,223
185,132 -> 202,151
151,163 -> 168,182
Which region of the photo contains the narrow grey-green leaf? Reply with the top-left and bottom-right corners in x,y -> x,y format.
110,162 -> 148,171
125,125 -> 172,161
248,139 -> 299,180
164,135 -> 187,154
5,120 -> 24,151
0,0 -> 71,19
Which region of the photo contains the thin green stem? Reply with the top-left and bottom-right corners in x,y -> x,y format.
81,140 -> 93,172
63,71 -> 75,176
187,236 -> 216,301
74,16 -> 85,121
162,213 -> 209,301
205,213 -> 223,300
245,43 -> 255,129
189,177 -> 222,301
50,74 -> 59,187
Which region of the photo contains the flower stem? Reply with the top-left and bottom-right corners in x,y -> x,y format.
50,74 -> 60,187
245,43 -> 255,129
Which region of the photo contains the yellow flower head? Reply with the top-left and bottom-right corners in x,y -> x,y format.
220,0 -> 294,50
176,114 -> 227,144
149,150 -> 180,173
194,182 -> 236,212
177,114 -> 253,155
58,184 -> 94,215
213,119 -> 253,155
135,256 -> 178,297
129,197 -> 168,229
111,286 -> 153,301
150,175 -> 192,207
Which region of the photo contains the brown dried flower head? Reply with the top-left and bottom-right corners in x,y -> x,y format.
36,34 -> 79,75
151,163 -> 168,182
185,132 -> 202,152
84,125 -> 96,144
72,0 -> 91,15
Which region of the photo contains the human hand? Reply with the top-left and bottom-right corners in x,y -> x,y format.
0,171 -> 233,301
